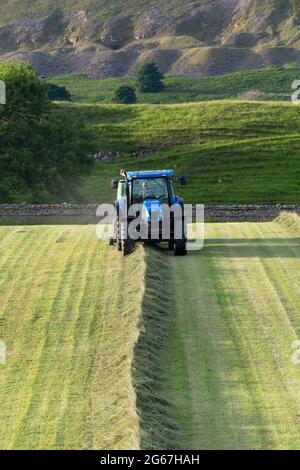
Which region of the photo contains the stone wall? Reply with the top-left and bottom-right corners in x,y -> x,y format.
0,204 -> 99,224
203,205 -> 300,222
0,203 -> 299,224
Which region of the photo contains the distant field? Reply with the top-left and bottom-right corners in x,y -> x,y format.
50,66 -> 299,104
0,226 -> 145,449
56,100 -> 300,205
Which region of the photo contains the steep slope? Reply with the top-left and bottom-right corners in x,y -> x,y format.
0,0 -> 299,76
71,100 -> 300,206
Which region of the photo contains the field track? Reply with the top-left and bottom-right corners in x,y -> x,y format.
162,215 -> 300,449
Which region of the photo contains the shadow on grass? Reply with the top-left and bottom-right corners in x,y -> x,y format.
200,238 -> 300,258
144,237 -> 300,259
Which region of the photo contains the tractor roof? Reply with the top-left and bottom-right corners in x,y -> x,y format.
126,170 -> 174,180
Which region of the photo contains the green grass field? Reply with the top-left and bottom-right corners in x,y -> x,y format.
57,100 -> 300,205
0,214 -> 300,449
0,226 -> 145,449
147,213 -> 300,449
51,66 -> 299,104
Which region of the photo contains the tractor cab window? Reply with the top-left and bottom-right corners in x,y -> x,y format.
132,178 -> 169,204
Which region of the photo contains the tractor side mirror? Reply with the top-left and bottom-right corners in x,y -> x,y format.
111,179 -> 118,190
179,176 -> 187,186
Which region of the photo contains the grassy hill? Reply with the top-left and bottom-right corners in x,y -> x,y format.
50,66 -> 298,103
55,99 -> 300,205
2,88 -> 299,205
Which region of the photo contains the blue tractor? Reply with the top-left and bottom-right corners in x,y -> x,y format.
110,169 -> 187,256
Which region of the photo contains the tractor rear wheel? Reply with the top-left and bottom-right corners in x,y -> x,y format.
168,240 -> 174,250
120,220 -> 135,256
173,217 -> 187,255
174,239 -> 187,256
115,219 -> 122,251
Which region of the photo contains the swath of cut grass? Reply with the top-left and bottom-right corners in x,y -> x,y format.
276,211 -> 300,235
133,248 -> 179,450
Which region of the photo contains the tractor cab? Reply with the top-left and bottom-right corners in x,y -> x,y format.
111,170 -> 187,256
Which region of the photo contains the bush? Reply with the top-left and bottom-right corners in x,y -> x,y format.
113,85 -> 137,104
48,83 -> 71,101
136,63 -> 165,93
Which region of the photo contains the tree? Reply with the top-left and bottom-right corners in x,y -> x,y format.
113,85 -> 137,104
136,62 -> 164,93
48,83 -> 71,101
0,61 -> 49,118
0,61 -> 97,202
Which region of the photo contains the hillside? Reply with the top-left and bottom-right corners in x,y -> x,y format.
50,66 -> 299,103
0,0 -> 300,77
2,90 -> 299,205
67,100 -> 300,205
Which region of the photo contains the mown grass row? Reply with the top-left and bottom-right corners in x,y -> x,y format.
133,247 -> 178,449
277,211 -> 300,235
135,213 -> 300,450
0,224 -> 179,450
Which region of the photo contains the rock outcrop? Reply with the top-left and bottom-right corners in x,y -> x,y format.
66,10 -> 97,46
100,15 -> 134,49
0,1 -> 299,77
0,9 -> 63,52
134,9 -> 172,39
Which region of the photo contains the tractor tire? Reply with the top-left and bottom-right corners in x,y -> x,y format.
115,219 -> 122,251
174,239 -> 187,256
120,221 -> 135,256
174,217 -> 187,256
168,240 -> 174,251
